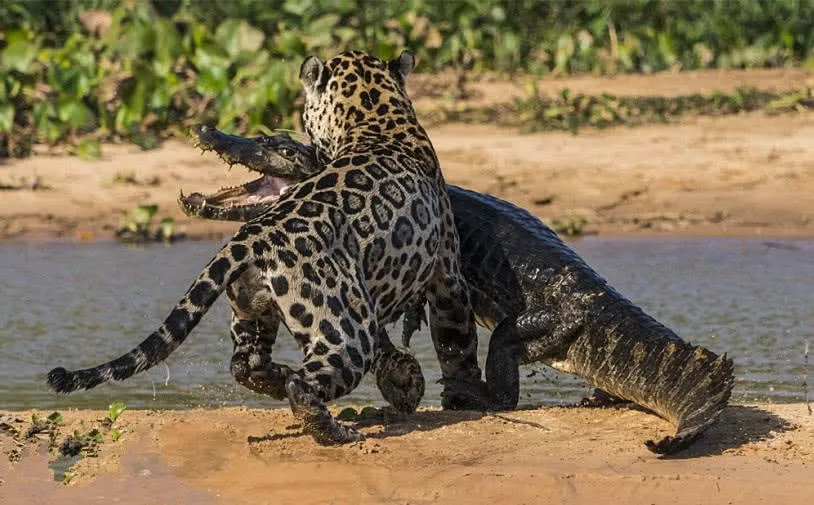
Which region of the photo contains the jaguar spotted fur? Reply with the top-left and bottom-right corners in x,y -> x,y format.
179,127 -> 735,455
47,50 -> 482,445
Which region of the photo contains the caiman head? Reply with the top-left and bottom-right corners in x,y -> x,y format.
179,124 -> 322,221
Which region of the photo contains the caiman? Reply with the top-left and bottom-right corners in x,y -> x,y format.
179,125 -> 735,454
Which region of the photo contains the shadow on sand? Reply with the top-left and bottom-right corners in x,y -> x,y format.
245,404 -> 794,459
658,405 -> 795,459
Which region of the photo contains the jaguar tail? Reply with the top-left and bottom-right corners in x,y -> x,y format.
47,240 -> 250,394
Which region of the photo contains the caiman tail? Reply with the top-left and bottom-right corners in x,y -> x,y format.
559,304 -> 735,454
47,240 -> 249,393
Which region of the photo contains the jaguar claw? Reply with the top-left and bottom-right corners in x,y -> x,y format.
285,377 -> 362,446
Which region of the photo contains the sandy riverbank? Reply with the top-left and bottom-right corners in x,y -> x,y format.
2,69 -> 814,242
1,403 -> 812,504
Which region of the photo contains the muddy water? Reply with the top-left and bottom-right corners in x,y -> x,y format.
1,238 -> 811,410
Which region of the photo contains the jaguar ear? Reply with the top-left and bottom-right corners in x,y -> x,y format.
300,55 -> 324,94
387,51 -> 416,82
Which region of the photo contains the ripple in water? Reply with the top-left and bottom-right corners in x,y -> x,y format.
0,237 -> 811,410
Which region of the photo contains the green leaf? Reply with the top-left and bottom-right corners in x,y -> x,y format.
215,20 -> 265,59
87,428 -> 103,443
282,0 -> 310,16
302,14 -> 341,48
107,401 -> 128,424
57,99 -> 93,128
0,104 -> 14,132
131,206 -> 157,228
47,411 -> 64,426
158,217 -> 175,242
193,47 -> 230,95
2,30 -> 37,72
273,31 -> 306,55
77,140 -> 102,161
153,19 -> 183,73
111,429 -> 123,442
62,472 -> 76,485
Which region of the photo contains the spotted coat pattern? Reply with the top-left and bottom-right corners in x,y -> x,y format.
47,51 -> 481,444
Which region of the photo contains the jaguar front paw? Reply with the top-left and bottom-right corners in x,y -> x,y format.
375,349 -> 425,414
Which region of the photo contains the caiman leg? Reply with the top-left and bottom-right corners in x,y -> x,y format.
432,312 -> 569,411
436,311 -> 627,411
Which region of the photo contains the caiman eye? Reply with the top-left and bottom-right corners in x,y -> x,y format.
279,148 -> 294,157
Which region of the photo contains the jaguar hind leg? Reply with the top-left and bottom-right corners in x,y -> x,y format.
433,317 -> 521,412
274,264 -> 379,444
229,311 -> 296,400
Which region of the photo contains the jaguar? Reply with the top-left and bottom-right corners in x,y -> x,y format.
180,126 -> 735,455
47,50 -> 483,445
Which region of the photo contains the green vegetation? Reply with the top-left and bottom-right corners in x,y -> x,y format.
6,404 -> 130,484
550,216 -> 589,237
551,216 -> 588,237
26,411 -> 65,438
115,204 -> 181,244
2,0 -> 814,157
425,86 -> 814,133
105,401 -> 127,425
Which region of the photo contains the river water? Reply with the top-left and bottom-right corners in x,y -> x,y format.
1,237 -> 811,410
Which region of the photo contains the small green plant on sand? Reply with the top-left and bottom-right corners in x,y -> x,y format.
27,411 -> 64,437
66,139 -> 102,161
104,401 -> 127,441
47,412 -> 64,426
550,216 -> 588,237
105,401 -> 127,426
59,427 -> 103,458
115,204 -> 180,244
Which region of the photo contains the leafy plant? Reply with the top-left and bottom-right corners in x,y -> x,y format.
2,0 -> 814,158
426,86 -> 812,133
62,471 -> 77,485
550,216 -> 589,237
115,204 -> 180,244
106,401 -> 127,425
27,411 -> 64,437
47,412 -> 65,426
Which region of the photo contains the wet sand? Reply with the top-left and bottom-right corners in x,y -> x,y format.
1,403 -> 812,504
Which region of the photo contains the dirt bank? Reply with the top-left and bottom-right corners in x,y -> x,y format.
411,66 -> 814,108
1,68 -> 813,242
1,403 -> 811,504
2,110 -> 814,242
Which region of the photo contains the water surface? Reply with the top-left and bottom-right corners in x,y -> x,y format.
1,237 -> 811,410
